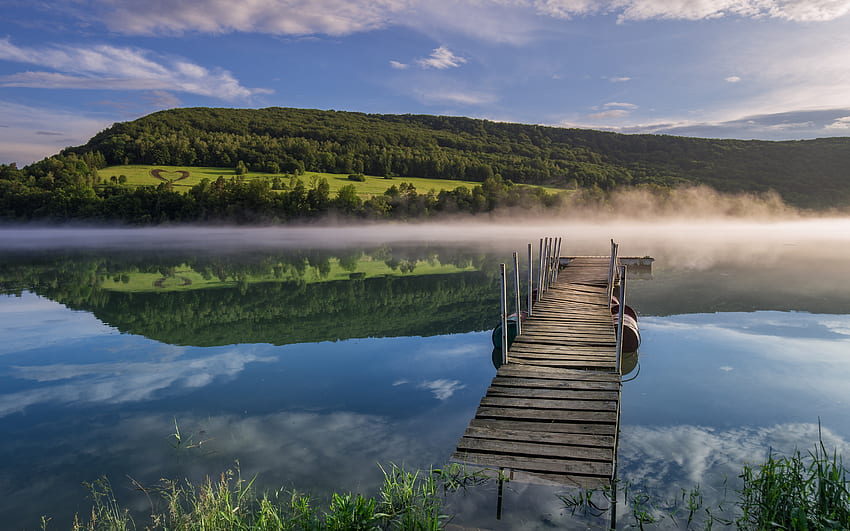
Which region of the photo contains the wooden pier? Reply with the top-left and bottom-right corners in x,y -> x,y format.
452,256 -> 623,488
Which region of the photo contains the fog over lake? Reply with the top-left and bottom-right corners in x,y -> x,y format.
1,218 -> 849,528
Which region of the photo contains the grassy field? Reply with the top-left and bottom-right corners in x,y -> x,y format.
98,165 -> 565,196
101,257 -> 477,293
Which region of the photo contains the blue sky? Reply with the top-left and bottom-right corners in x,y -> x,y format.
2,0 -> 850,165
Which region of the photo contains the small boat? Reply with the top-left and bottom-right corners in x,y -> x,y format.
611,300 -> 640,352
491,311 -> 527,350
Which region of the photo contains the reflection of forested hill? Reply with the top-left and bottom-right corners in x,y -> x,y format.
65,272 -> 499,346
0,249 -> 502,346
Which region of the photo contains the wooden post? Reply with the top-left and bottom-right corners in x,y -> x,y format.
536,238 -> 544,300
607,240 -> 619,309
527,243 -> 533,317
500,263 -> 509,364
615,265 -> 627,375
553,237 -> 562,282
512,251 -> 522,336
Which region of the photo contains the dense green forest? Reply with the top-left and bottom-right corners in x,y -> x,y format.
2,106 -> 850,222
0,248 -> 502,346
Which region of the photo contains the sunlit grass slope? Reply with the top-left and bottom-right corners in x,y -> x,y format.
98,165 -> 565,196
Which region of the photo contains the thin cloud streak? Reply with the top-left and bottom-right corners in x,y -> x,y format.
61,0 -> 850,38
0,38 -> 268,100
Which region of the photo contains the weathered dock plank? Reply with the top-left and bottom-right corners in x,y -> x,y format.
453,256 -> 623,488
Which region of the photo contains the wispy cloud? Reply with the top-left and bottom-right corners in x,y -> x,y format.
417,379 -> 465,400
0,101 -> 113,165
609,76 -> 632,82
535,0 -> 850,22
389,60 -> 408,69
0,38 -> 268,100
826,116 -> 850,129
418,89 -> 497,106
417,46 -> 467,69
69,0 -> 850,39
725,75 -> 742,83
2,348 -> 275,417
588,109 -> 632,119
77,0 -> 402,36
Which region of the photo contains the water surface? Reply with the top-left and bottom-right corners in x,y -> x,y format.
2,223 -> 850,529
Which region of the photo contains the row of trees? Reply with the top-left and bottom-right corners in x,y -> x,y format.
0,154 -> 566,223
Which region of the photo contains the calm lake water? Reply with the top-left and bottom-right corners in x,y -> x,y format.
2,221 -> 850,529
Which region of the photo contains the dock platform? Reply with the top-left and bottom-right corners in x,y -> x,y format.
452,256 -> 622,488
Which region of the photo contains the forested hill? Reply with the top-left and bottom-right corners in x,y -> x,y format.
65,107 -> 850,208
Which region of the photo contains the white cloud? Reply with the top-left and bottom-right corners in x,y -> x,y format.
603,101 -> 638,109
575,0 -> 850,22
619,422 -> 850,506
0,101 -> 113,165
418,89 -> 497,105
0,38 -> 268,100
725,75 -> 742,82
588,109 -> 631,119
83,0 -> 403,36
417,379 -> 465,400
609,76 -> 632,82
826,115 -> 850,129
389,60 -> 409,69
417,46 -> 467,69
0,349 -> 275,417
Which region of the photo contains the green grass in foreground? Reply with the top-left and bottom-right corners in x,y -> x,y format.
59,437 -> 850,530
564,436 -> 850,529
98,165 -> 565,196
65,463 -> 485,531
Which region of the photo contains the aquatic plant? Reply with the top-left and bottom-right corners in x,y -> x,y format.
65,462 -> 485,531
737,439 -> 850,530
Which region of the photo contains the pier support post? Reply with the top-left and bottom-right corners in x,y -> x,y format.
615,265 -> 627,374
500,263 -> 509,364
536,238 -> 544,301
513,251 -> 522,336
607,240 -> 619,309
527,243 -> 533,317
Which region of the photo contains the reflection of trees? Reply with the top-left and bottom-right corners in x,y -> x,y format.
1,247 -> 503,346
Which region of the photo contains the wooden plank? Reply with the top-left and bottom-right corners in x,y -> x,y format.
468,418 -> 616,436
492,376 -> 620,391
480,396 -> 618,411
511,360 -> 617,370
475,406 -> 617,423
456,437 -> 612,461
496,365 -> 621,381
462,425 -> 614,447
450,452 -> 613,478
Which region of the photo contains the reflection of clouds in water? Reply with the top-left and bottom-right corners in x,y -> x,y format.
411,333 -> 488,361
418,379 -> 465,400
0,292 -> 117,355
0,350 -> 275,417
94,410 -> 435,494
645,312 -> 850,342
619,423 -> 850,497
643,313 -> 850,379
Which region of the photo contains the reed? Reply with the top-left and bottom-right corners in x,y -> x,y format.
737,438 -> 850,530
66,462 -> 485,530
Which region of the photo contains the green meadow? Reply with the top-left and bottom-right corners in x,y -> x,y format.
98,165 -> 565,196
101,257 -> 477,293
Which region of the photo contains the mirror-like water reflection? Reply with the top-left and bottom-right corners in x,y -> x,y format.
1,223 -> 850,529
